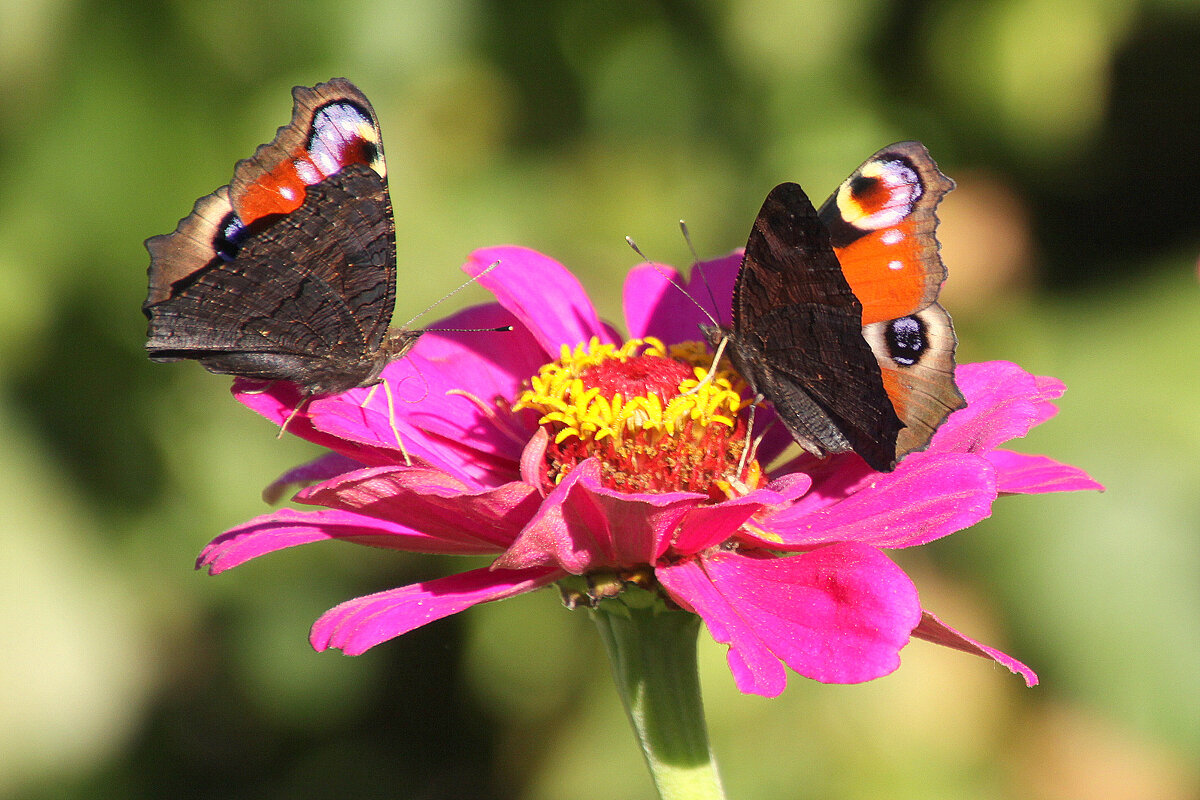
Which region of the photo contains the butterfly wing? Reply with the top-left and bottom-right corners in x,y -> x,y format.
725,182 -> 904,472
143,78 -> 400,394
145,165 -> 396,394
820,141 -> 965,458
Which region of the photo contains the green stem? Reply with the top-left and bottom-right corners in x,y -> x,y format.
592,590 -> 727,800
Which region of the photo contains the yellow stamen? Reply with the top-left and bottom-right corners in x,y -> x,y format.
515,337 -> 747,447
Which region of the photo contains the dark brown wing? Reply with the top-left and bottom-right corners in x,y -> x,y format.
725,182 -> 903,471
144,164 -> 397,395
143,79 -> 405,396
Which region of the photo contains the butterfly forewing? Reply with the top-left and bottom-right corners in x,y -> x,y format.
229,79 -> 387,224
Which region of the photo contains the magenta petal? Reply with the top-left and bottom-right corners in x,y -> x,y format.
1034,373 -> 1067,401
987,449 -> 1105,494
234,380 -> 439,472
234,379 -> 300,428
311,565 -> 564,655
656,559 -> 788,697
760,453 -> 998,549
197,507 -> 483,574
233,382 -> 394,466
401,304 -> 547,402
622,262 -> 688,342
465,247 -> 619,355
300,388 -> 499,491
661,543 -> 922,694
494,459 -> 705,573
913,610 -> 1038,686
382,303 -> 545,468
303,390 -> 426,454
934,361 -> 1058,454
672,472 -> 813,555
297,466 -> 540,551
262,452 -> 363,504
519,427 -> 551,487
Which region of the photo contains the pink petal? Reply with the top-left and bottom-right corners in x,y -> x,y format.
1034,373 -> 1067,402
299,390 -> 428,460
913,610 -> 1038,686
987,450 -> 1105,494
767,451 -> 876,508
310,565 -> 563,655
518,427 -> 551,488
233,381 -> 403,468
671,472 -> 812,555
934,361 -> 1058,454
465,247 -> 619,355
235,380 -> 481,482
197,507 -> 490,575
759,453 -> 998,549
380,303 -> 546,471
494,459 -> 705,573
622,262 -> 687,342
659,543 -> 922,695
235,304 -> 543,488
622,254 -> 742,343
297,465 -> 540,551
657,558 -> 787,696
262,452 -> 363,504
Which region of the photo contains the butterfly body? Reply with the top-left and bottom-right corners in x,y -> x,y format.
144,79 -> 417,396
714,142 -> 965,472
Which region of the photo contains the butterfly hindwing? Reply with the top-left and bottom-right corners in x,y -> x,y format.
862,304 -> 960,457
819,141 -> 965,459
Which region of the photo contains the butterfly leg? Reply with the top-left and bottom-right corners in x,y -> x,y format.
684,335 -> 731,397
381,380 -> 412,466
734,396 -> 760,480
277,393 -> 314,439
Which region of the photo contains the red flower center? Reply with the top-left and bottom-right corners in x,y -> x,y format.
516,338 -> 759,498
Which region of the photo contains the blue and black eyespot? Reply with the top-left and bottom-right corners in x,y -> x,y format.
886,315 -> 927,366
214,212 -> 248,261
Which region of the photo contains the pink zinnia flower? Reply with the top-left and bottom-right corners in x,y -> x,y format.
198,246 -> 1100,697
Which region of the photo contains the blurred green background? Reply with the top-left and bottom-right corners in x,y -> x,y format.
1,0 -> 1197,798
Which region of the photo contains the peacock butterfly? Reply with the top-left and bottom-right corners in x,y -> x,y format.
705,141 -> 965,472
143,78 -> 419,396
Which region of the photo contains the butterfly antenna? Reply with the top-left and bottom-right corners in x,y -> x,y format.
399,260 -> 504,330
676,221 -> 741,395
678,220 -> 722,328
679,219 -> 701,264
626,234 -> 726,396
421,325 -> 513,335
397,260 -> 514,337
624,236 -> 719,329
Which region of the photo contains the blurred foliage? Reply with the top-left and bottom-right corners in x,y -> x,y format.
1,0 -> 1197,798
